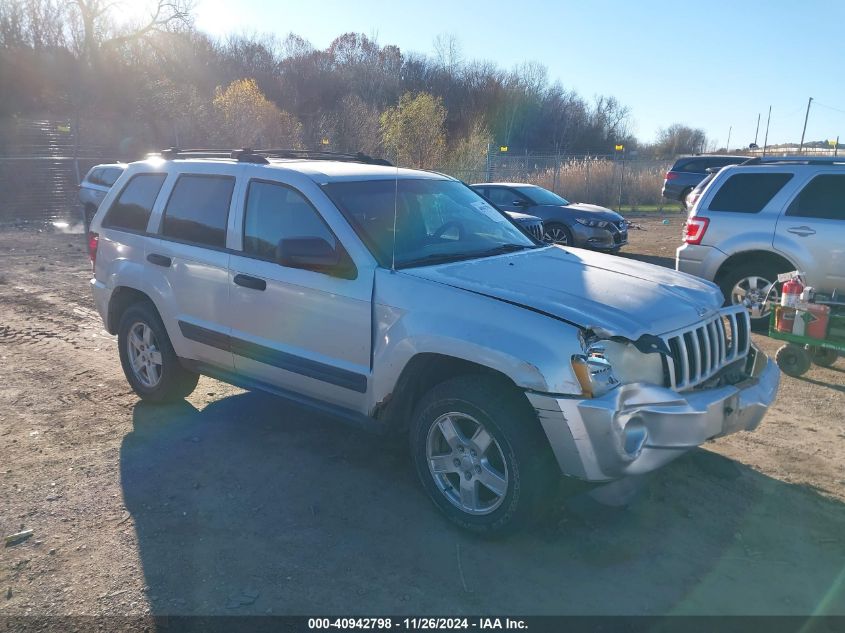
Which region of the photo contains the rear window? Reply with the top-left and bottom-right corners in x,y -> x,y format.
102,173 -> 167,231
707,172 -> 793,213
788,174 -> 845,220
675,157 -> 745,173
161,174 -> 235,248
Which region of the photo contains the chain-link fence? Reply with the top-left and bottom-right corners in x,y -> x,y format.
440,148 -> 677,210
0,118 -> 115,225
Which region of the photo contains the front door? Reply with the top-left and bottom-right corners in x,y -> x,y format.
227,179 -> 373,412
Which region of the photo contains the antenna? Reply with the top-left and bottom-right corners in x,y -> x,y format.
391,163 -> 399,272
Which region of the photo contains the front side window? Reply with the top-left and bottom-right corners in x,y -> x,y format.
787,174 -> 845,220
102,173 -> 167,231
708,172 -> 793,213
243,181 -> 336,261
161,175 -> 235,248
324,178 -> 536,269
516,186 -> 569,206
485,187 -> 520,207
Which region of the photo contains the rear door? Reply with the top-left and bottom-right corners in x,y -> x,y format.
227,176 -> 374,412
774,172 -> 845,291
147,168 -> 239,370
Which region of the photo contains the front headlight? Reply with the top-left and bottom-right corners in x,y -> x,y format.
571,341 -> 619,398
574,217 -> 608,228
571,339 -> 666,398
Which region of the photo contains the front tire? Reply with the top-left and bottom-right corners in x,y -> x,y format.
775,344 -> 811,377
410,375 -> 557,536
544,223 -> 573,246
118,302 -> 199,403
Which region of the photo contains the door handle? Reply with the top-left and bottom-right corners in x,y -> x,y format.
787,226 -> 816,237
233,274 -> 267,291
146,253 -> 172,267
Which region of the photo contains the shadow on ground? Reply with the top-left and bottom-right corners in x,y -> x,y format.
121,392 -> 845,616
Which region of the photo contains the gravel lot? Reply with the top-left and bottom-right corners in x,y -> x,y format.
1,216 -> 843,616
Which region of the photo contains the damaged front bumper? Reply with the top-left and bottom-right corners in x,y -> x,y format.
526,346 -> 780,482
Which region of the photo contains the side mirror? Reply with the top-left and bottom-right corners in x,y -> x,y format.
276,237 -> 354,278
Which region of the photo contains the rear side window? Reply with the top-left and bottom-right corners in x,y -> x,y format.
162,175 -> 235,248
708,173 -> 793,213
787,174 -> 845,220
243,181 -> 336,261
87,168 -> 103,185
102,173 -> 167,231
101,168 -> 122,187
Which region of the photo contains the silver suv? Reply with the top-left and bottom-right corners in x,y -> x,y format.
676,157 -> 845,328
89,149 -> 779,535
79,163 -> 125,227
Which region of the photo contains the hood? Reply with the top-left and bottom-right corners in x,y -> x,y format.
564,203 -> 624,221
401,246 -> 723,340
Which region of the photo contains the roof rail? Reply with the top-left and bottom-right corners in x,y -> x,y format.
148,147 -> 392,166
254,149 -> 392,166
741,156 -> 845,166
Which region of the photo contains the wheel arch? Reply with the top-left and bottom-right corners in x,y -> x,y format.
373,353 -> 530,434
107,286 -> 159,334
714,250 -> 796,285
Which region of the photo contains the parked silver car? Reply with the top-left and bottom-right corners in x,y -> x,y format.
676,157 -> 845,329
471,183 -> 628,251
89,149 -> 779,535
79,163 -> 125,227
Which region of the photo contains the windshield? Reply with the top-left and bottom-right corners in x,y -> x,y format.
324,178 -> 537,268
517,186 -> 570,206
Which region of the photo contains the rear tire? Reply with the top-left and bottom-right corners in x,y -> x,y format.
410,375 -> 558,536
118,302 -> 199,403
810,347 -> 839,368
718,263 -> 787,333
775,344 -> 811,377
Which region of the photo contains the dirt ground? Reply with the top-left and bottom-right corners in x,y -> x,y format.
1,216 -> 844,616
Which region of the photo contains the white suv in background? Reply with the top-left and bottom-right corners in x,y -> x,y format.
676,157 -> 845,329
88,149 -> 779,535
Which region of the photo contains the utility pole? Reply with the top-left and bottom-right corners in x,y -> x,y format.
754,113 -> 761,146
763,105 -> 772,157
726,126 -> 732,152
836,136 -> 840,158
799,97 -> 813,154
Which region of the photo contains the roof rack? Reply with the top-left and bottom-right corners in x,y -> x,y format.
741,156 -> 845,166
148,148 -> 392,166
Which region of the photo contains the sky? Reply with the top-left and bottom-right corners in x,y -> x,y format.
193,0 -> 845,148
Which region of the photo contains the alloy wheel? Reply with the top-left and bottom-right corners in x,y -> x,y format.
426,412 -> 509,515
126,321 -> 163,388
731,275 -> 777,320
544,226 -> 569,245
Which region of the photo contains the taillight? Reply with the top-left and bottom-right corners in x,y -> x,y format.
87,232 -> 99,269
683,217 -> 709,245
665,171 -> 679,181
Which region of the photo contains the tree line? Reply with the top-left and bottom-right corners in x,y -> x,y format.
0,0 -> 709,167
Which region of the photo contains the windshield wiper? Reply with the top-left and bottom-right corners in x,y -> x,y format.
396,244 -> 534,269
471,243 -> 535,257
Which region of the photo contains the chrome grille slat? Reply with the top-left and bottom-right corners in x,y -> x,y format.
661,305 -> 750,390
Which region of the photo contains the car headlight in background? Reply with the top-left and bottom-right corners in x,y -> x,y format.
572,339 -> 665,398
574,217 -> 608,228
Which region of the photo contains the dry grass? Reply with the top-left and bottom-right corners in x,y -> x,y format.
528,158 -> 673,208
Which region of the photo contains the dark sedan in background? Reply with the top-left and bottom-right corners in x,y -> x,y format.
662,155 -> 747,202
471,182 -> 627,252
